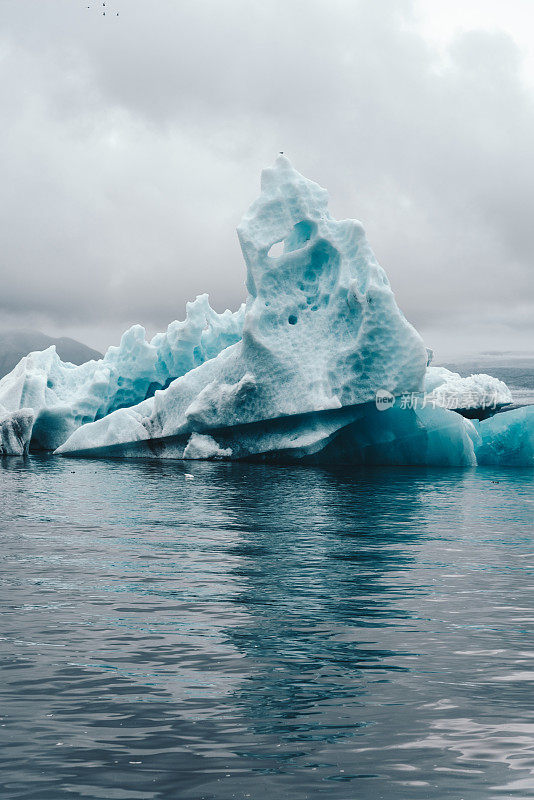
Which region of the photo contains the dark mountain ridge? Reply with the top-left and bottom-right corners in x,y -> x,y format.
0,330 -> 102,379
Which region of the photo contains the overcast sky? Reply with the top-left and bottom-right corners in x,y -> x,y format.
1,0 -> 533,357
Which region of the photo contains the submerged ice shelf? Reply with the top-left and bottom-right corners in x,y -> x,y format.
1,156 -> 532,466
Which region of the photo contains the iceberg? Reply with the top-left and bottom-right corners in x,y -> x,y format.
0,294 -> 244,452
57,155 -> 428,458
0,407 -> 34,455
1,155 -> 531,468
424,366 -> 512,417
474,406 -> 534,466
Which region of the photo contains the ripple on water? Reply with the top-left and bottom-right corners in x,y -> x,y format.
0,455 -> 533,799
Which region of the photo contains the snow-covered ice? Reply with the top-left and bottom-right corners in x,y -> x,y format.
424,367 -> 512,412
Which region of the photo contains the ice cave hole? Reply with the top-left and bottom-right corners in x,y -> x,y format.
268,240 -> 284,258
267,219 -> 317,259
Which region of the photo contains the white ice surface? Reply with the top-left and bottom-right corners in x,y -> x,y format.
424,366 -> 512,410
183,433 -> 233,460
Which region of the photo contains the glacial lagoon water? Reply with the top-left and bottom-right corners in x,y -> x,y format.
1,453 -> 533,800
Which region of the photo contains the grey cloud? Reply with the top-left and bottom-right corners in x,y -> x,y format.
0,0 -> 532,355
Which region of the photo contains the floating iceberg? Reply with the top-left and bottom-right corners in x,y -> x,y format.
424,367 -> 512,416
1,156 -> 531,468
474,406 -> 534,466
0,295 -> 244,452
57,155 -> 428,458
0,407 -> 34,455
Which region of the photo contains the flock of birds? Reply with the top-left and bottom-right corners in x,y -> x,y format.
86,3 -> 120,15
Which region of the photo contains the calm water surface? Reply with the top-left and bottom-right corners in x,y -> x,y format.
0,456 -> 533,799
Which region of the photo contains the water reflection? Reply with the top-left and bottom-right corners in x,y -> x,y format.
216,465 -> 422,734
0,456 -> 532,799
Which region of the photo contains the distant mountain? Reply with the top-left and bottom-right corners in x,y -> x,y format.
0,330 -> 102,379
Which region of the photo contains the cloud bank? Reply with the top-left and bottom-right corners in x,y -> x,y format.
1,0 -> 533,355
